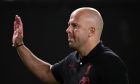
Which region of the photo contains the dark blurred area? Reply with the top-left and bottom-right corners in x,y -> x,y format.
0,0 -> 140,84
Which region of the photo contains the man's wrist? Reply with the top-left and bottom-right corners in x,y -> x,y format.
12,43 -> 24,48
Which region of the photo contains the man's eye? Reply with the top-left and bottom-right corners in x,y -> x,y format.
73,24 -> 76,27
72,24 -> 78,28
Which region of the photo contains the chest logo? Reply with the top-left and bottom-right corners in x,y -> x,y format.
79,64 -> 93,84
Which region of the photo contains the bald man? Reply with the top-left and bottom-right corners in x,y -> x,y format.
12,7 -> 129,84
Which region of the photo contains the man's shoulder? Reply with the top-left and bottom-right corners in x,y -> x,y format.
65,51 -> 78,61
96,43 -> 125,66
67,51 -> 77,57
100,46 -> 127,70
93,42 -> 120,61
100,46 -> 120,63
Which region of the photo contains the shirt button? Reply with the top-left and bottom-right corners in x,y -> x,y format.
80,62 -> 82,65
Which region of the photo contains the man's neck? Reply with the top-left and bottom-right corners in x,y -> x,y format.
78,40 -> 100,59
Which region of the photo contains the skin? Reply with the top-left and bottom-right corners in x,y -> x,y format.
12,7 -> 103,83
13,15 -> 58,84
66,7 -> 103,58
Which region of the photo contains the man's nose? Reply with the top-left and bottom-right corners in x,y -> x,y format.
66,26 -> 71,33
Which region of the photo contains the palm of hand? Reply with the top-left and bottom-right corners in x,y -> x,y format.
12,15 -> 24,47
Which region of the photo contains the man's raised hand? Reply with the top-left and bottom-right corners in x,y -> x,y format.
12,15 -> 24,47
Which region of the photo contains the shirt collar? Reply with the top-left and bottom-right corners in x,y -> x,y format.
76,41 -> 104,65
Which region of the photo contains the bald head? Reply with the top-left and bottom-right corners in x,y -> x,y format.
71,7 -> 104,38
66,7 -> 104,54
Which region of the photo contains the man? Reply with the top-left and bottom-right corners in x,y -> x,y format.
12,7 -> 129,84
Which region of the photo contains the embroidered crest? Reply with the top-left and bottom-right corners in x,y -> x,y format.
79,64 -> 93,84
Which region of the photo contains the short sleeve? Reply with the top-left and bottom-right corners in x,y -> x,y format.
51,59 -> 65,83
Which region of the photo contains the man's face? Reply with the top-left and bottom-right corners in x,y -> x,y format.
66,12 -> 90,50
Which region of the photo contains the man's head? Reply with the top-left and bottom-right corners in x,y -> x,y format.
66,7 -> 104,51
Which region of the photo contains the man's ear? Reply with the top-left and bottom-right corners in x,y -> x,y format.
88,27 -> 95,37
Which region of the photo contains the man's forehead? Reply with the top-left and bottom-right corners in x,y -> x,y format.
69,12 -> 92,23
70,9 -> 95,20
69,11 -> 87,23
68,17 -> 77,24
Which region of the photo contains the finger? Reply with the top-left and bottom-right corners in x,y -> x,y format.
14,15 -> 19,31
16,15 -> 23,27
13,21 -> 16,31
14,20 -> 19,31
18,28 -> 23,37
17,15 -> 23,34
15,15 -> 23,29
14,15 -> 24,35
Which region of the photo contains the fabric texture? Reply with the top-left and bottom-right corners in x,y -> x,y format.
51,41 -> 129,84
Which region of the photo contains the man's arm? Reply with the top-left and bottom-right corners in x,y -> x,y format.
12,15 -> 59,84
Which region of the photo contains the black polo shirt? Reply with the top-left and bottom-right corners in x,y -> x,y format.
51,42 -> 129,84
